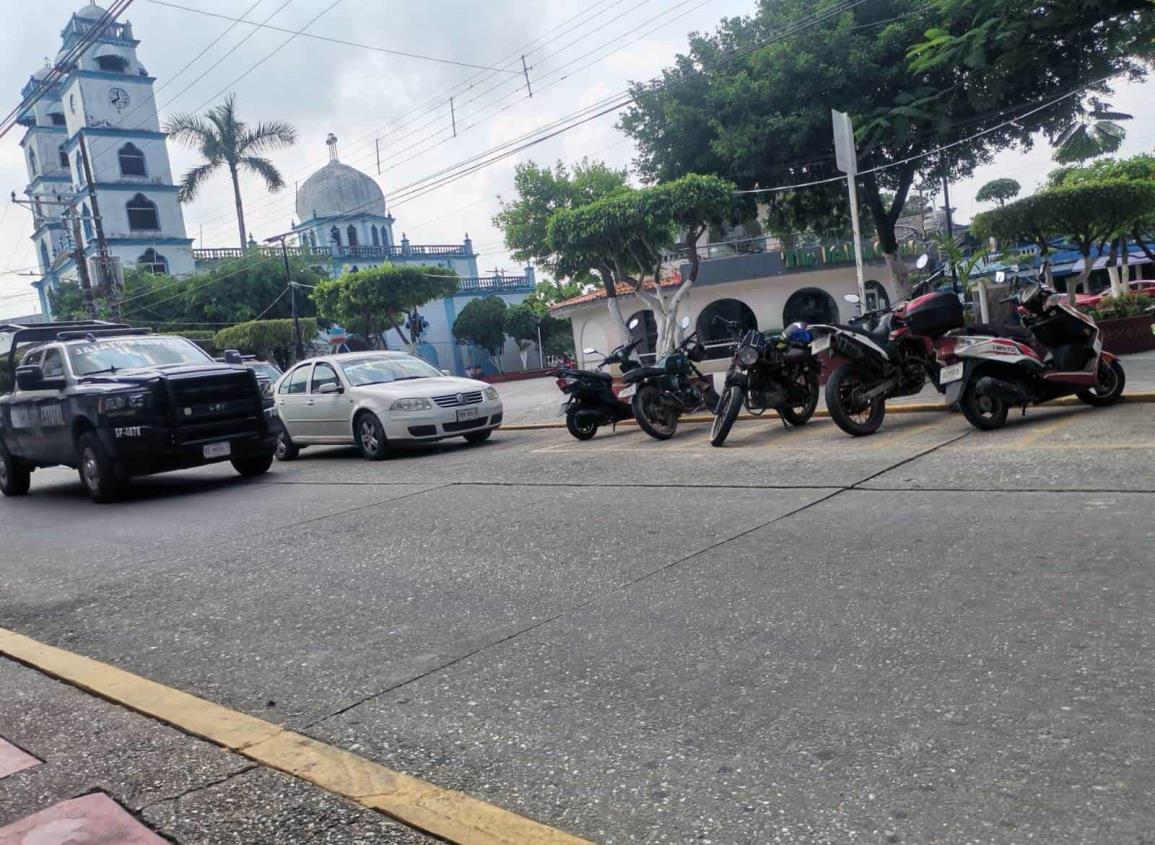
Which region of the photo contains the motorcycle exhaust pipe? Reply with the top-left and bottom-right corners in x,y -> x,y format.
975,375 -> 1029,404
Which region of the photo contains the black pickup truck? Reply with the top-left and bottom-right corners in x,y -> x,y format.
0,321 -> 277,502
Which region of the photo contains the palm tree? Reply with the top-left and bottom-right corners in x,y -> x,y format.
165,94 -> 297,249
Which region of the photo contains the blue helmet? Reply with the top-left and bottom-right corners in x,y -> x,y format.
785,321 -> 813,343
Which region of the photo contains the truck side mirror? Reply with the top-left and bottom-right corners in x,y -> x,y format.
16,365 -> 46,391
223,349 -> 244,365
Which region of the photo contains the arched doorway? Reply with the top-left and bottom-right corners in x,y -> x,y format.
627,309 -> 659,362
696,298 -> 757,360
783,288 -> 838,327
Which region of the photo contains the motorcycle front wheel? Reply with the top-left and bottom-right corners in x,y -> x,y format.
709,383 -> 745,447
826,365 -> 886,437
632,384 -> 679,440
1077,359 -> 1126,407
565,404 -> 600,440
778,369 -> 820,427
958,375 -> 1009,430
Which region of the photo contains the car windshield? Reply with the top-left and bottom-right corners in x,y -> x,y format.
339,355 -> 442,386
247,362 -> 282,380
68,336 -> 213,376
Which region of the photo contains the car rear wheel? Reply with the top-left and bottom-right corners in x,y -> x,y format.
274,430 -> 300,461
77,432 -> 123,503
356,412 -> 390,460
0,441 -> 31,497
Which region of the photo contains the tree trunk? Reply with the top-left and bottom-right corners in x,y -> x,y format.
862,167 -> 915,298
230,164 -> 247,251
596,263 -> 627,345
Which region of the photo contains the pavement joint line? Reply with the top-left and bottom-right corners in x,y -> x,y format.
848,431 -> 974,489
499,391 -> 1155,430
137,764 -> 261,812
0,631 -> 597,845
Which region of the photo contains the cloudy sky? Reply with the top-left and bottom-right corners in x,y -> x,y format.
2,0 -> 1153,318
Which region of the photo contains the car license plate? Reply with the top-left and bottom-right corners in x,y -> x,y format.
203,441 -> 231,459
811,334 -> 832,354
939,362 -> 964,384
456,407 -> 480,422
618,385 -> 636,400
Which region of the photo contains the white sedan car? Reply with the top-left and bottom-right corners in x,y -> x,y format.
272,352 -> 503,461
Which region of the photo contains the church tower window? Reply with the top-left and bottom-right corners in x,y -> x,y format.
137,248 -> 168,274
126,193 -> 159,230
95,54 -> 129,73
347,225 -> 358,247
330,226 -> 341,247
28,148 -> 37,176
49,112 -> 66,126
40,241 -> 51,271
81,204 -> 94,240
58,145 -> 69,169
371,226 -> 379,247
118,143 -> 147,177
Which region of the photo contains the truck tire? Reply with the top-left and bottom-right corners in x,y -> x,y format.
77,432 -> 123,503
232,454 -> 274,477
0,441 -> 31,496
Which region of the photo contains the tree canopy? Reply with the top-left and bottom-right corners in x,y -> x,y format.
213,318 -> 317,368
620,0 -> 1154,293
975,178 -> 1021,207
312,264 -> 458,347
453,296 -> 508,367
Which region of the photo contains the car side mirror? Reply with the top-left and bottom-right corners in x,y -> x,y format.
16,365 -> 46,391
318,382 -> 343,395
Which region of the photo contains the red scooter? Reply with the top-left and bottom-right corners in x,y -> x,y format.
936,278 -> 1125,430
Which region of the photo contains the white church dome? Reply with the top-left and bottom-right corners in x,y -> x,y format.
296,159 -> 386,221
76,3 -> 106,19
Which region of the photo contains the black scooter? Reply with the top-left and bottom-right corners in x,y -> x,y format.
553,337 -> 643,440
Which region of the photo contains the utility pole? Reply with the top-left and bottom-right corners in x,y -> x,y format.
941,167 -> 959,290
270,236 -> 304,361
521,55 -> 533,98
78,133 -> 119,319
450,97 -> 457,138
11,190 -> 97,319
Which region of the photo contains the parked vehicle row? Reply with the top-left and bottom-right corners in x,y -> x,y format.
550,268 -> 1127,445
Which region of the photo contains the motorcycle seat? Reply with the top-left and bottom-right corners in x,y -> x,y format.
621,366 -> 666,383
833,324 -> 891,344
781,347 -> 809,364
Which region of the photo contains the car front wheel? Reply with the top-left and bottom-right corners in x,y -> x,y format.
274,430 -> 300,461
356,412 -> 390,460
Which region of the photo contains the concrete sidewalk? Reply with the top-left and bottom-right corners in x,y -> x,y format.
497,349 -> 1155,425
0,658 -> 432,844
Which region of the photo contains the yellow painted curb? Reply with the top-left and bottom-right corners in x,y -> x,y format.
0,627 -> 596,845
500,390 -> 1155,431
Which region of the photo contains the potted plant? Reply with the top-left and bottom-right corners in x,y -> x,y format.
1085,292 -> 1155,354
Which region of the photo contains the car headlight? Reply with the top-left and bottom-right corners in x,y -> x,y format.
484,387 -> 499,401
390,397 -> 433,411
736,346 -> 761,367
99,391 -> 150,415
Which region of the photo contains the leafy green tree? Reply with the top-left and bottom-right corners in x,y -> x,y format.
547,173 -> 740,353
494,159 -> 631,338
504,303 -> 542,368
166,94 -> 297,249
313,264 -> 458,349
452,296 -> 508,371
975,178 -> 1021,207
213,318 -> 317,368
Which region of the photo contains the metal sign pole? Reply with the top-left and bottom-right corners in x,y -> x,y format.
832,110 -> 868,314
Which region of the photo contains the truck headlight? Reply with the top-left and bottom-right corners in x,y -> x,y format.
390,397 -> 432,411
99,392 -> 151,415
484,387 -> 499,401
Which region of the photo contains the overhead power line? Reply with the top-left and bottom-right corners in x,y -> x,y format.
143,0 -> 522,74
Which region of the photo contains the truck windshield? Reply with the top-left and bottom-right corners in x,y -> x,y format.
69,337 -> 213,376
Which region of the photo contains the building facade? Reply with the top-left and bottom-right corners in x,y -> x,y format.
18,3 -> 195,316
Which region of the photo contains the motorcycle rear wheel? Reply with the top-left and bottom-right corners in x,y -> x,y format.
779,370 -> 820,427
958,376 -> 1008,431
632,384 -> 678,440
1077,359 -> 1126,407
565,405 -> 600,440
709,384 -> 745,447
825,365 -> 886,437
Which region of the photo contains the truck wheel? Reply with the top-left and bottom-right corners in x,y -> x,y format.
274,430 -> 300,461
232,454 -> 274,477
355,412 -> 390,460
77,432 -> 123,503
0,442 -> 31,496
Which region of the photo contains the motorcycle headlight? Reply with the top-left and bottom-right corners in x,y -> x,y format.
736,346 -> 761,367
484,387 -> 499,401
99,391 -> 150,415
390,397 -> 432,411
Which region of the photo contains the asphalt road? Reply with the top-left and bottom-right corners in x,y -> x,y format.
2,398 -> 1154,843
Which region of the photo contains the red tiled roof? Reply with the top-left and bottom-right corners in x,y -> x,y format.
550,276 -> 684,312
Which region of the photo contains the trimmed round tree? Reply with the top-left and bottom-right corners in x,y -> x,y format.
975,178 -> 1021,207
